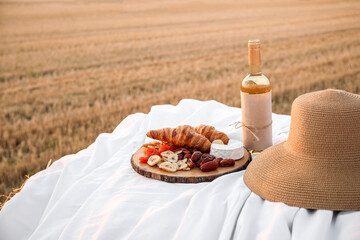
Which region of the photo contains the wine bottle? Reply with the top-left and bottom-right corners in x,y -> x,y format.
241,40 -> 272,151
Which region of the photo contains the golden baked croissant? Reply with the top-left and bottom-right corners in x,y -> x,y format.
146,125 -> 211,152
195,124 -> 229,144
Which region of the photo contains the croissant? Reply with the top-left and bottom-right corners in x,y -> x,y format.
146,125 -> 211,152
195,124 -> 229,144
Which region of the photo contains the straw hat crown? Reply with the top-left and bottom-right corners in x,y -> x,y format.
244,89 -> 360,210
287,89 -> 360,161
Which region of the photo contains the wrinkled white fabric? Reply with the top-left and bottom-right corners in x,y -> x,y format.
0,99 -> 359,240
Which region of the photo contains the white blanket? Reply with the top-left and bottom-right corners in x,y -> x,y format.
1,99 -> 359,240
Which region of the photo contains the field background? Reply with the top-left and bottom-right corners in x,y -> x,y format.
1,0 -> 360,207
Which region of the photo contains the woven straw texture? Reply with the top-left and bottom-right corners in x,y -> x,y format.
244,89 -> 360,210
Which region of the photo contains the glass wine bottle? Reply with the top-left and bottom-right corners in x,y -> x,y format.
241,40 -> 272,152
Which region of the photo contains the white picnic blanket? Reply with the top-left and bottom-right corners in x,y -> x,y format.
0,99 -> 359,240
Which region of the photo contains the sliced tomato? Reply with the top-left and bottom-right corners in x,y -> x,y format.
158,145 -> 168,153
139,156 -> 149,163
159,144 -> 175,153
146,147 -> 160,157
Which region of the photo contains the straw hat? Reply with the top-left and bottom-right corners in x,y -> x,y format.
244,89 -> 360,210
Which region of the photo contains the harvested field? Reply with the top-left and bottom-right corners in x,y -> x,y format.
1,0 -> 360,207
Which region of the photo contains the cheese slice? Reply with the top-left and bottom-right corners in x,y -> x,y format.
210,139 -> 244,160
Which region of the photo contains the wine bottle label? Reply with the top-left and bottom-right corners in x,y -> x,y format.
241,90 -> 273,151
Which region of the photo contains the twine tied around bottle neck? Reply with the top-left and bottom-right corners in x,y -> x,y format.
229,120 -> 272,142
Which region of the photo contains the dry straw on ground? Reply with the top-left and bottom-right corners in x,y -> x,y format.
1,0 -> 360,208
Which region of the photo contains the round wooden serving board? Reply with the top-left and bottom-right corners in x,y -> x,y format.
131,147 -> 252,183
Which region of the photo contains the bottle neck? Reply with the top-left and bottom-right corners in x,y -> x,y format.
248,43 -> 262,75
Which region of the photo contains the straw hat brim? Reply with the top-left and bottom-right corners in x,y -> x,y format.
244,141 -> 360,211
